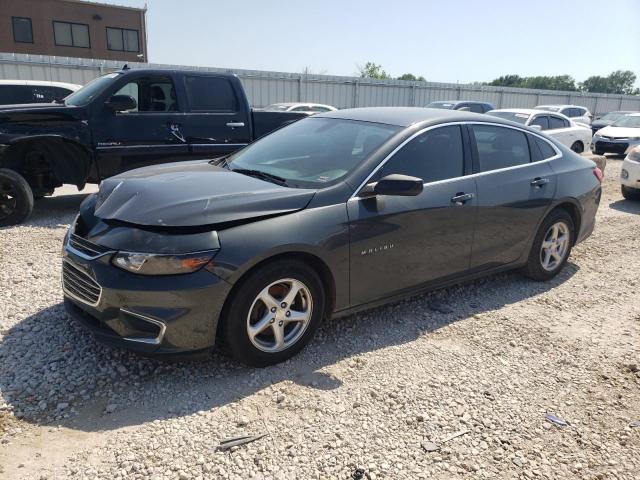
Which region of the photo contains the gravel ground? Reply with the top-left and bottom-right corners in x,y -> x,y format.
1,159 -> 639,480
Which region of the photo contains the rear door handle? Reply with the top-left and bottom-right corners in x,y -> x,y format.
530,177 -> 550,187
226,122 -> 245,128
450,192 -> 474,205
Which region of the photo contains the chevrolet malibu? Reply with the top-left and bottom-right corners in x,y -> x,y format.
62,108 -> 602,366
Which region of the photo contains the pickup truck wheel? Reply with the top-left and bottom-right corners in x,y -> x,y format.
0,169 -> 34,227
622,185 -> 640,201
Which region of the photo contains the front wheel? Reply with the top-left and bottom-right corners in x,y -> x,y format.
0,169 -> 34,227
219,259 -> 326,366
521,210 -> 574,281
622,185 -> 640,201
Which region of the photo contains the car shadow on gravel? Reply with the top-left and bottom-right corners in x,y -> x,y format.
609,199 -> 640,214
24,192 -> 93,228
0,262 -> 579,433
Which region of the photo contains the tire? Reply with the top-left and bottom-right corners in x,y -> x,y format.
622,185 -> 640,201
219,259 -> 326,367
521,209 -> 574,281
570,141 -> 584,154
594,149 -> 604,156
0,169 -> 34,227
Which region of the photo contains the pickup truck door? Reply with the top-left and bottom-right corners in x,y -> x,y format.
91,73 -> 190,178
177,74 -> 251,159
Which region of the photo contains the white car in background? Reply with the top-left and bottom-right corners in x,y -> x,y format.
620,146 -> 640,200
486,108 -> 592,153
261,102 -> 337,114
592,113 -> 640,157
0,80 -> 81,105
534,105 -> 592,126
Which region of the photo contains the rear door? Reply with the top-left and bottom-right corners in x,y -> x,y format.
179,74 -> 251,159
348,124 -> 477,305
91,72 -> 190,178
469,123 -> 557,268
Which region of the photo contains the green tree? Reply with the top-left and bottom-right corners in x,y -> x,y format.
488,74 -> 577,91
358,62 -> 390,79
488,74 -> 524,87
580,70 -> 638,94
397,73 -> 426,82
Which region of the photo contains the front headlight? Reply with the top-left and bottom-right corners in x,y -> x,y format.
112,250 -> 218,275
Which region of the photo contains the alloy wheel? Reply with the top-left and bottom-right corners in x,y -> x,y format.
0,179 -> 17,220
540,221 -> 570,271
246,278 -> 313,353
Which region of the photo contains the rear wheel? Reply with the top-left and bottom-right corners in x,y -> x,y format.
0,169 -> 34,227
522,209 -> 574,281
570,141 -> 584,154
219,259 -> 326,366
622,185 -> 640,201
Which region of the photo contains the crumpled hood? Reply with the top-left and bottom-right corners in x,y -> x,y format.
93,160 -> 317,227
597,126 -> 640,138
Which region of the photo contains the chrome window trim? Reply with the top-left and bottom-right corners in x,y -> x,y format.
349,121 -> 561,199
121,308 -> 167,345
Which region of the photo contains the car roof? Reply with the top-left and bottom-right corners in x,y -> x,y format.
269,102 -> 334,108
0,79 -> 82,90
489,108 -> 538,115
429,100 -> 490,105
536,104 -> 587,109
316,106 -> 510,127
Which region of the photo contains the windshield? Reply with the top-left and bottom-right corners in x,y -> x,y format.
535,106 -> 561,112
485,111 -> 530,125
600,112 -> 627,122
65,73 -> 121,106
226,117 -> 400,188
263,104 -> 291,111
427,102 -> 455,109
611,116 -> 640,128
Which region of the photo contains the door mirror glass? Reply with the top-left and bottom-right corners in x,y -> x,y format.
106,94 -> 137,112
362,174 -> 424,197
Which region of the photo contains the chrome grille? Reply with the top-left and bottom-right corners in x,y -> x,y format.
68,233 -> 111,259
62,261 -> 102,306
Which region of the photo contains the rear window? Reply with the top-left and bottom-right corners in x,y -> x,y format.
534,137 -> 557,160
185,76 -> 238,112
472,125 -> 531,172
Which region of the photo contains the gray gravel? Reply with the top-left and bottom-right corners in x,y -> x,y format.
1,162 -> 639,480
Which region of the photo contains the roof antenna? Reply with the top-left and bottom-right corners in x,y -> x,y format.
122,64 -> 129,70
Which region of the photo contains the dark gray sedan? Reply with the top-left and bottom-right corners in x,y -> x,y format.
62,108 -> 602,366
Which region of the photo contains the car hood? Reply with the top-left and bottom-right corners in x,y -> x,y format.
591,119 -> 613,129
93,160 -> 317,228
0,103 -> 64,111
597,126 -> 640,138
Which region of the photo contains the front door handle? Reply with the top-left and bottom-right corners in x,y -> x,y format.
450,192 -> 474,205
530,177 -> 550,187
226,122 -> 245,128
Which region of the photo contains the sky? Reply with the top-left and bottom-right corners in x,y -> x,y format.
106,0 -> 640,85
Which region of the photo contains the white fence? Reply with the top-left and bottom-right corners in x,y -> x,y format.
1,52 -> 639,115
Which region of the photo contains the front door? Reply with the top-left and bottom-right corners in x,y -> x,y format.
348,125 -> 477,306
469,124 -> 557,268
91,73 -> 190,179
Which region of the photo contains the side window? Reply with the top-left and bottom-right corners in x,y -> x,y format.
548,116 -> 567,129
311,106 -> 330,112
291,106 -> 311,112
534,137 -> 557,160
378,125 -> 464,183
113,76 -> 177,113
468,103 -> 484,114
472,125 -> 531,172
0,85 -> 33,104
51,87 -> 72,101
185,76 -> 238,112
530,115 -> 550,130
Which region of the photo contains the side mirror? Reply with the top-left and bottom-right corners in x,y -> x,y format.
361,174 -> 424,197
457,106 -> 471,112
106,94 -> 137,112
529,124 -> 542,131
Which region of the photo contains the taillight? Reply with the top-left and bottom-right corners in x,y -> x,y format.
592,167 -> 603,184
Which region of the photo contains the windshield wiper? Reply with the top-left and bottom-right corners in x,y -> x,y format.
231,168 -> 288,186
210,155 -> 231,169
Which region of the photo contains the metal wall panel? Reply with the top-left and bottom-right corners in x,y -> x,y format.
1,52 -> 638,116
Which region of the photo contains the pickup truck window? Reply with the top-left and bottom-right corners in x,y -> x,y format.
227,117 -> 400,188
185,76 -> 237,112
114,76 -> 178,113
65,73 -> 120,106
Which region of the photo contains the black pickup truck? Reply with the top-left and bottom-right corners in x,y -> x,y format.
0,68 -> 306,226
